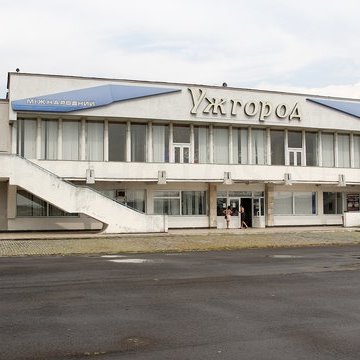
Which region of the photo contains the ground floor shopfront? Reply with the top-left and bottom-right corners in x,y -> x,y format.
1,179 -> 357,232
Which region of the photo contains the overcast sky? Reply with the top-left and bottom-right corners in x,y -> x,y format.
1,0 -> 360,98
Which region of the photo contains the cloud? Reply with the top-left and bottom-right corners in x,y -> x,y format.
0,0 -> 359,99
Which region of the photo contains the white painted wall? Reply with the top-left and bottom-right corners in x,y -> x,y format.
0,101 -> 10,153
0,154 -> 167,233
343,212 -> 360,227
8,73 -> 360,133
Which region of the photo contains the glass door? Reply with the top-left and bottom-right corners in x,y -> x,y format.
289,149 -> 302,166
252,197 -> 265,228
174,144 -> 190,163
229,198 -> 241,228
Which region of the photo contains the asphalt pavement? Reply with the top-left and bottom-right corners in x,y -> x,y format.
1,246 -> 360,359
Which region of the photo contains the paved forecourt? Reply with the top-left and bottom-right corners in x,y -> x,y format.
1,227 -> 360,257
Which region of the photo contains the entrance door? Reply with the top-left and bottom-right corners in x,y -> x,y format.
229,198 -> 240,228
240,198 -> 252,228
252,197 -> 265,228
174,144 -> 190,163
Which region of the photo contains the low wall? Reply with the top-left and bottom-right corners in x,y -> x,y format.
343,212 -> 360,227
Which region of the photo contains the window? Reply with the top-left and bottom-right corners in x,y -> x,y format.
126,190 -> 146,213
16,190 -> 77,217
288,131 -> 302,148
251,129 -> 266,165
354,135 -> 360,168
41,120 -> 58,160
131,124 -> 147,162
182,191 -> 207,215
194,126 -> 209,163
337,134 -> 350,168
322,133 -> 334,167
306,132 -> 318,166
214,127 -> 229,164
154,191 -> 207,215
109,122 -> 126,162
17,119 -> 37,158
153,124 -> 169,162
86,121 -> 104,161
232,128 -> 248,164
273,192 -> 316,215
323,192 -> 343,214
173,125 -> 190,143
154,191 -> 180,215
62,120 -> 80,160
271,130 -> 284,165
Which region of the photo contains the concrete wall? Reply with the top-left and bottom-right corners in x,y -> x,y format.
0,101 -> 10,153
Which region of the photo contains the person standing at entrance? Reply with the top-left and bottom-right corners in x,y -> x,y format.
240,204 -> 248,229
224,206 -> 232,229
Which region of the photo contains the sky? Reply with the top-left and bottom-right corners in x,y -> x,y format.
1,0 -> 360,99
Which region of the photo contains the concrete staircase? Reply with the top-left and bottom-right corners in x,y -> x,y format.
0,154 -> 167,233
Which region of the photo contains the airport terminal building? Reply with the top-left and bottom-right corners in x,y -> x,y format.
1,72 -> 360,233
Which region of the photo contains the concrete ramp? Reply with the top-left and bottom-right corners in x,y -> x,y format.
0,154 -> 167,233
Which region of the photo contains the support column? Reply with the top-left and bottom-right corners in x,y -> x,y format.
229,126 -> 233,164
104,119 -> 109,161
36,117 -> 41,159
148,122 -> 153,163
126,121 -> 131,162
265,183 -> 274,227
350,133 -> 354,168
190,124 -> 195,163
80,118 -> 86,161
0,182 -> 8,230
58,119 -> 63,160
169,123 -> 174,163
209,125 -> 214,163
209,183 -> 217,228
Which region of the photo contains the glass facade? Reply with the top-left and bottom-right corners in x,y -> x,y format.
273,192 -> 316,215
271,130 -> 285,165
15,119 -> 360,172
154,191 -> 207,215
109,122 -> 126,162
16,190 -> 77,217
323,192 -> 343,214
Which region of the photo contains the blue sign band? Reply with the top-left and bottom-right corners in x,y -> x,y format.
11,84 -> 180,113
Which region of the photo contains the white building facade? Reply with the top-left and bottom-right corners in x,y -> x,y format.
1,72 -> 360,233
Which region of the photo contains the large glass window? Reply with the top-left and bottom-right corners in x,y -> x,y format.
16,189 -> 77,217
86,121 -> 104,161
153,124 -> 169,163
354,135 -> 360,168
17,119 -> 37,158
322,133 -> 334,167
232,128 -> 248,164
62,120 -> 80,160
194,126 -> 209,163
108,122 -> 126,162
41,120 -> 58,160
154,191 -> 207,215
251,129 -> 266,165
126,190 -> 146,213
271,130 -> 285,165
306,132 -> 318,166
323,192 -> 343,214
214,127 -> 229,164
294,192 -> 316,214
181,191 -> 207,215
337,134 -> 350,168
131,124 -> 147,162
273,192 -> 316,215
154,191 -> 180,215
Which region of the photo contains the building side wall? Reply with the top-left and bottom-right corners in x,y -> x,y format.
0,102 -> 10,153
